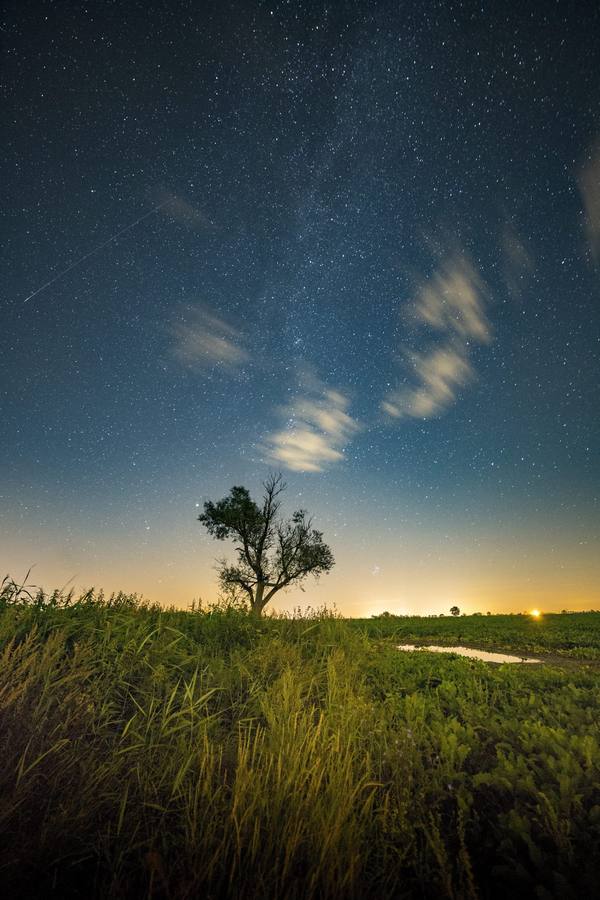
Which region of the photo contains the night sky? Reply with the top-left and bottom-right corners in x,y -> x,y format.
2,1 -> 599,615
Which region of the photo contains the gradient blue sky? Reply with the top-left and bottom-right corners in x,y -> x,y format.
2,1 -> 599,613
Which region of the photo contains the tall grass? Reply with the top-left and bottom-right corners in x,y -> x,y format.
1,582 -> 599,898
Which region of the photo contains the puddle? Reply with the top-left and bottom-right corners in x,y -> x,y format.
397,645 -> 541,664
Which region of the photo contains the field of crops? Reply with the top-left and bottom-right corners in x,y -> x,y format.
1,584 -> 599,899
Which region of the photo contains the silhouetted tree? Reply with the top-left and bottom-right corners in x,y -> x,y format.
450,605 -> 460,617
198,474 -> 334,617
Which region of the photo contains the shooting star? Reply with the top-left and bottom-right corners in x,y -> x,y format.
23,199 -> 171,304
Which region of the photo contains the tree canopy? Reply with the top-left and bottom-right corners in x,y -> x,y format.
198,474 -> 334,616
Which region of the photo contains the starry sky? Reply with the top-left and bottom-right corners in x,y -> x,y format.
2,1 -> 600,615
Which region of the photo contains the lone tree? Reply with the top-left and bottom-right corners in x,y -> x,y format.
450,606 -> 460,617
198,474 -> 334,617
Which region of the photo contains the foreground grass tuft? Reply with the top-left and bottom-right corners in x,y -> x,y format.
1,583 -> 599,898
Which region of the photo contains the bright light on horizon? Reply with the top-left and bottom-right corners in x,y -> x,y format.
530,609 -> 542,619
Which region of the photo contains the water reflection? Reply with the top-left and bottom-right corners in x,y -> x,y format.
397,645 -> 541,664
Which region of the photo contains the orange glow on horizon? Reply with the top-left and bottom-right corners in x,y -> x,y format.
4,520 -> 599,617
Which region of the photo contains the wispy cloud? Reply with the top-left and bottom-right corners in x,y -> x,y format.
264,379 -> 360,472
579,141 -> 600,261
412,257 -> 491,343
170,306 -> 248,371
501,224 -> 534,298
382,345 -> 473,419
382,255 -> 490,420
155,188 -> 214,230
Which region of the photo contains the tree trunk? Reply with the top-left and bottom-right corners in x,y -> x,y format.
251,582 -> 266,618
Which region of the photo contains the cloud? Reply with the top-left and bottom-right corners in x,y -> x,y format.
382,345 -> 473,419
501,224 -> 534,298
412,257 -> 491,343
264,382 -> 360,472
383,255 -> 490,420
579,141 -> 600,261
155,188 -> 214,230
170,306 -> 248,371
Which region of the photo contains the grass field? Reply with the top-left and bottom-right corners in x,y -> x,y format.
1,582 -> 599,899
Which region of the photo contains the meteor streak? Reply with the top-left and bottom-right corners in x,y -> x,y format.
23,200 -> 170,304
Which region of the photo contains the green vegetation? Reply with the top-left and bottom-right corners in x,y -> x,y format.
359,611 -> 600,659
1,581 -> 599,899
